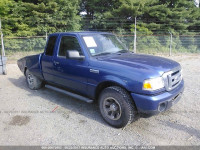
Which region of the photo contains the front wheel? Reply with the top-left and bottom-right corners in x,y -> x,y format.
99,86 -> 138,128
26,70 -> 44,90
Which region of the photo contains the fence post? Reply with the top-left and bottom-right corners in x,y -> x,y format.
0,18 -> 5,56
169,31 -> 172,56
134,17 -> 137,53
0,18 -> 7,75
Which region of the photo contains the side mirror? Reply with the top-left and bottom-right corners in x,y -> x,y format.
66,50 -> 85,60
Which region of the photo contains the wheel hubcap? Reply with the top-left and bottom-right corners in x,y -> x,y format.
27,74 -> 34,85
103,97 -> 122,120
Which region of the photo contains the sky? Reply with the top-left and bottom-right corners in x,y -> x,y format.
195,0 -> 199,7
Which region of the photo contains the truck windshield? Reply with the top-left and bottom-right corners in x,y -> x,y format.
82,34 -> 128,56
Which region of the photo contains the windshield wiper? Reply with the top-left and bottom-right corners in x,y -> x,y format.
117,49 -> 129,53
94,52 -> 112,56
94,50 -> 128,56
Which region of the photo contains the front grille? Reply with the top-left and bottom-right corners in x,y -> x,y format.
163,67 -> 182,91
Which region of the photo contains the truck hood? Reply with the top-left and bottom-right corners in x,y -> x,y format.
97,53 -> 180,74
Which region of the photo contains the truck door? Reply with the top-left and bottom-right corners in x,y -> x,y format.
41,35 -> 58,83
52,35 -> 89,96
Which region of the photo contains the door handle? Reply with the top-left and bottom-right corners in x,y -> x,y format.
54,61 -> 60,65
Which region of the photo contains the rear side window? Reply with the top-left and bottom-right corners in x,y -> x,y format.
45,36 -> 57,56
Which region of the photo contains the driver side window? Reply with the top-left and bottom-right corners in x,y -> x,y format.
59,36 -> 83,57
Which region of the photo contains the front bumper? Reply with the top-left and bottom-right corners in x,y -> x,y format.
131,80 -> 184,118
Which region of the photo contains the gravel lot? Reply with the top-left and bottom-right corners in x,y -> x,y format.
0,54 -> 200,146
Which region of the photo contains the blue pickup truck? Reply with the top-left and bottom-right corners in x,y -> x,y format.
17,32 -> 184,128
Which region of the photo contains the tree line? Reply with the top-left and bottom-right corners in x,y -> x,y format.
0,0 -> 199,37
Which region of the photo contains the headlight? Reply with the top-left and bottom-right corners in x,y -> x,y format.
143,77 -> 165,91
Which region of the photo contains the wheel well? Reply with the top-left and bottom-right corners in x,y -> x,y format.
24,67 -> 27,76
95,81 -> 128,101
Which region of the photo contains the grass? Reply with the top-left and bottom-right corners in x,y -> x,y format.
6,50 -> 43,64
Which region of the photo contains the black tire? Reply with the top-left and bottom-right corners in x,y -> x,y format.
99,86 -> 138,128
26,70 -> 43,90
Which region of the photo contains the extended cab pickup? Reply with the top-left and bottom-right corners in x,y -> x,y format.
18,32 -> 184,128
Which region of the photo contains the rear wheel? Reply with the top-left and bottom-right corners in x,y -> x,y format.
99,86 -> 138,128
26,70 -> 43,90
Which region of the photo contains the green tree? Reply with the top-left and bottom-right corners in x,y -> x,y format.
1,0 -> 81,36
80,0 -> 199,35
80,0 -> 121,30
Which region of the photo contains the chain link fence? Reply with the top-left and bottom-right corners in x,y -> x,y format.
1,33 -> 200,62
117,34 -> 200,55
0,36 -> 46,62
3,36 -> 46,52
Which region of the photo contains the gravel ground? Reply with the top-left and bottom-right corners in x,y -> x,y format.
0,54 -> 200,146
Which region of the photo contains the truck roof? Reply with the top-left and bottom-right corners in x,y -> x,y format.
49,31 -> 113,36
